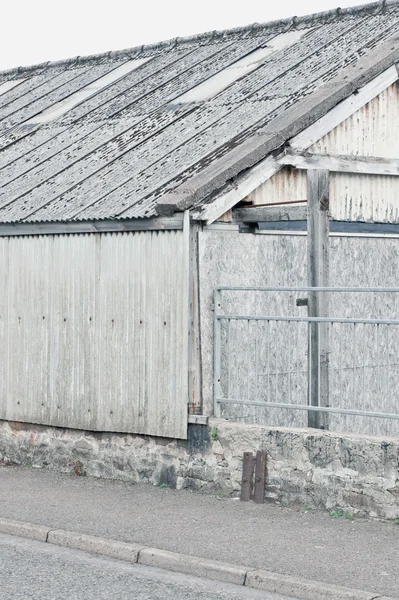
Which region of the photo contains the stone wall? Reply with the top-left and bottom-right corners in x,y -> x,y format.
0,418 -> 398,519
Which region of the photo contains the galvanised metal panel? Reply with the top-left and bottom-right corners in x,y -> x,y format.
0,231 -> 188,439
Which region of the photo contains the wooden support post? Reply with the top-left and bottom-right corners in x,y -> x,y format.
254,451 -> 267,504
240,452 -> 253,501
188,221 -> 203,415
307,169 -> 330,430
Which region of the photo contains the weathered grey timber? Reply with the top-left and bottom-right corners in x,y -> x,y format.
1,2 -> 399,223
233,205 -> 307,222
280,151 -> 399,175
307,170 -> 330,429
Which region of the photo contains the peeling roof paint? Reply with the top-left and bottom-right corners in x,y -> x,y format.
0,1 -> 398,224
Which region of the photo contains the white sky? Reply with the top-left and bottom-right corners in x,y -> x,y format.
1,0 -> 369,71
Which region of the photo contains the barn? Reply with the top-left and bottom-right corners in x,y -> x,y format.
1,0 -> 399,501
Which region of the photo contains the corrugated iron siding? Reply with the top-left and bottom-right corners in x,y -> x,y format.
247,167 -> 307,206
249,83 -> 399,223
0,231 -> 188,439
329,173 -> 399,222
310,82 -> 399,157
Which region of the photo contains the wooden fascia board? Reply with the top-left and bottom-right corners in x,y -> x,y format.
279,151 -> 399,176
198,65 -> 398,225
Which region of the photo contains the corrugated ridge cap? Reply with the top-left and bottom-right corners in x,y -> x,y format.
0,0 -> 396,78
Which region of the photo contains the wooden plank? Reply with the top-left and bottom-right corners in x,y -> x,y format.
188,221 -> 203,415
254,451 -> 267,504
307,170 -> 330,430
233,205 -> 307,223
197,66 -> 398,225
279,151 -> 399,176
195,157 -> 279,225
240,452 -> 253,502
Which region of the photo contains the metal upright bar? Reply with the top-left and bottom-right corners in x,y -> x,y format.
275,321 -> 278,403
308,322 -> 312,414
267,320 -> 270,403
255,320 -> 258,402
288,321 -> 291,404
318,321 -> 321,410
386,325 -> 390,415
227,319 -> 231,403
247,319 -> 250,406
213,288 -> 222,418
296,320 -> 300,405
377,323 -> 380,400
363,323 -> 366,413
353,323 -> 357,405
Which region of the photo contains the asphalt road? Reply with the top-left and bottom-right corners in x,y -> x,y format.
0,533 -> 292,600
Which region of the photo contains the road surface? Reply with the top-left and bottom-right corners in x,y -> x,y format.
0,532 -> 293,600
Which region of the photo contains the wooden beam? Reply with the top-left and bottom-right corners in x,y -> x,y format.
191,156 -> 279,224
280,151 -> 399,176
307,170 -> 330,430
188,221 -> 203,415
233,205 -> 307,223
240,452 -> 254,502
254,451 -> 267,504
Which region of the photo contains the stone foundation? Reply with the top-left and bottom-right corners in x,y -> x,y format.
0,418 -> 398,519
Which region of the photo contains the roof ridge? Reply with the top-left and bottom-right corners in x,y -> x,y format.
0,0 -> 397,78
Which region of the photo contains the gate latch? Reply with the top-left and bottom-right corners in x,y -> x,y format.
296,298 -> 308,307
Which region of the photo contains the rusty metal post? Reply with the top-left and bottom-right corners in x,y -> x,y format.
254,451 -> 267,504
240,452 -> 253,501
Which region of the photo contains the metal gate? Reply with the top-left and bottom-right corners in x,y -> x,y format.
213,286 -> 399,436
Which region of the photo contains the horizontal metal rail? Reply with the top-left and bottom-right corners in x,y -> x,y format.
216,315 -> 399,325
216,286 -> 399,293
215,399 -> 399,420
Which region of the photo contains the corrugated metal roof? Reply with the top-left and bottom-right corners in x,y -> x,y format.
1,1 -> 399,223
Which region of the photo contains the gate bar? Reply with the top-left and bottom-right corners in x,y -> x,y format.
215,286 -> 399,293
214,399 -> 399,420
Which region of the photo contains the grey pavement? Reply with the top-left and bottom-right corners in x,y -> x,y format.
0,532 -> 291,600
0,466 -> 398,598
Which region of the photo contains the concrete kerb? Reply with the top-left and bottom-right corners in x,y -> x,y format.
0,517 -> 50,542
246,570 -> 383,600
139,547 -> 248,586
47,530 -> 145,563
0,516 -> 394,600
